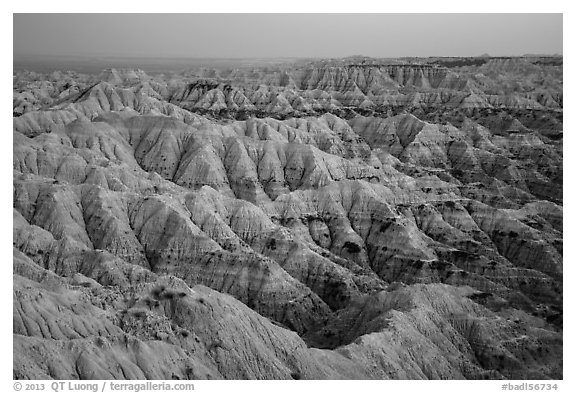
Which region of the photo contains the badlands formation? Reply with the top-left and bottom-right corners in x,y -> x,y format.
13,56 -> 562,379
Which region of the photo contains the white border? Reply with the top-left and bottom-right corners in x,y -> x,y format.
3,3 -> 572,391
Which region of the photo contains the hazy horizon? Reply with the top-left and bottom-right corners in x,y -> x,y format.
14,14 -> 563,60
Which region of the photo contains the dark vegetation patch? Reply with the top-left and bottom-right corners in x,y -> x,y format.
469,292 -> 493,301
429,260 -> 452,270
429,58 -> 488,68
412,260 -> 425,269
343,241 -> 361,253
266,238 -> 277,250
380,221 -> 393,232
534,58 -> 563,66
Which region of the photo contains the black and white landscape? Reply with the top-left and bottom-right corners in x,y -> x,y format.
13,14 -> 563,380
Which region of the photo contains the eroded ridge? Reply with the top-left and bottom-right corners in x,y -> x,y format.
13,56 -> 562,380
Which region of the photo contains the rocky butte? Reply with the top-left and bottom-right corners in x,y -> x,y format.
13,56 -> 562,379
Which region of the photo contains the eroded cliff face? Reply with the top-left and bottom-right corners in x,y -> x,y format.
13,57 -> 562,380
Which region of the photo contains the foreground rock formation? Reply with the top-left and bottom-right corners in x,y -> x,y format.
13,56 -> 562,379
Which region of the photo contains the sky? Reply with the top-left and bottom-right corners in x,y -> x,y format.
13,13 -> 563,59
